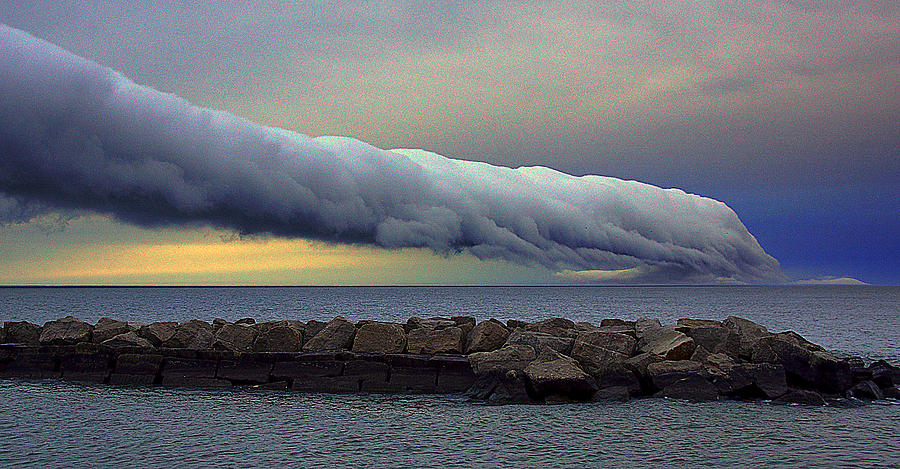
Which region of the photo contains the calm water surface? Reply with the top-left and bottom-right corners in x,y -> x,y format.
1,286 -> 899,468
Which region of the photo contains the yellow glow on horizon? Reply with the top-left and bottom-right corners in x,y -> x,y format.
0,215 -> 551,285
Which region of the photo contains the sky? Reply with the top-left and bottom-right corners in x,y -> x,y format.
0,0 -> 897,285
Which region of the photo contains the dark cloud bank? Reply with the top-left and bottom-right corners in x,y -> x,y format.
0,25 -> 785,283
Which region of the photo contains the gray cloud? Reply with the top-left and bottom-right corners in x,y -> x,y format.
0,25 -> 785,283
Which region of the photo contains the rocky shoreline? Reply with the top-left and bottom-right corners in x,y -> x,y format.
1,315 -> 898,405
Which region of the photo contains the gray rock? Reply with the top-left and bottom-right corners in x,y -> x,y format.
690,346 -> 711,363
466,320 -> 510,353
678,324 -> 737,354
468,344 -> 537,375
569,338 -> 640,395
647,360 -> 703,390
213,323 -> 258,352
624,352 -> 666,382
92,318 -> 134,344
848,380 -> 884,400
506,319 -> 529,330
600,319 -> 631,328
505,329 -> 574,355
868,360 -> 900,389
137,322 -> 178,347
0,326 -> 4,344
406,317 -> 457,332
351,322 -> 407,353
634,317 -> 663,338
525,317 -> 578,338
466,369 -> 535,404
524,349 -> 597,400
777,330 -> 825,352
723,316 -> 772,358
575,322 -> 598,332
234,318 -> 256,325
773,389 -> 827,406
723,316 -> 770,339
102,331 -> 153,348
570,339 -> 629,376
745,363 -> 789,399
163,320 -> 214,349
575,330 -> 636,356
750,335 -> 852,394
451,316 -> 477,328
212,318 -> 228,330
304,320 -> 328,342
40,316 -> 93,345
253,322 -> 304,352
637,327 -> 696,360
3,321 -> 41,345
302,317 -> 357,352
407,326 -> 464,354
705,360 -> 787,399
655,375 -> 719,402
676,318 -> 723,328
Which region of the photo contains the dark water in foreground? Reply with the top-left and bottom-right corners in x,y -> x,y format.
1,286 -> 899,468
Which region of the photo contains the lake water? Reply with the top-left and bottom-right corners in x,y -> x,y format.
1,286 -> 899,468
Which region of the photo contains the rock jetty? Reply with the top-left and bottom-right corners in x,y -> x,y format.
2,315 -> 898,405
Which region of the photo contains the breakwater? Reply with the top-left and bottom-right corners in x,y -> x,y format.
2,315 -> 897,405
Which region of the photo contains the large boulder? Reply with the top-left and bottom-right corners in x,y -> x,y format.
253,321 -> 304,352
468,344 -> 537,375
407,326 -> 464,354
600,318 -> 631,328
137,322 -> 178,347
723,316 -> 772,358
466,345 -> 537,404
466,369 -> 535,404
302,316 -> 357,352
647,360 -> 703,390
569,339 -> 640,395
637,327 -> 696,360
624,352 -> 666,383
676,318 -> 722,328
848,380 -> 884,400
505,330 -> 574,355
304,320 -> 328,342
406,317 -> 457,332
525,318 -> 578,338
723,316 -> 770,339
750,335 -> 852,394
352,322 -> 407,353
570,340 -> 628,373
162,320 -> 214,349
655,375 -> 719,402
466,320 -> 510,353
506,319 -> 529,330
102,331 -> 153,348
575,330 -> 636,356
92,318 -> 134,344
868,360 -> 900,389
524,349 -> 597,400
4,321 -> 42,345
213,323 -> 258,352
676,319 -> 738,354
634,318 -> 663,338
704,356 -> 788,399
40,316 -> 93,345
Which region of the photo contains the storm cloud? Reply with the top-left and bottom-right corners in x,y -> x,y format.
0,25 -> 784,283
